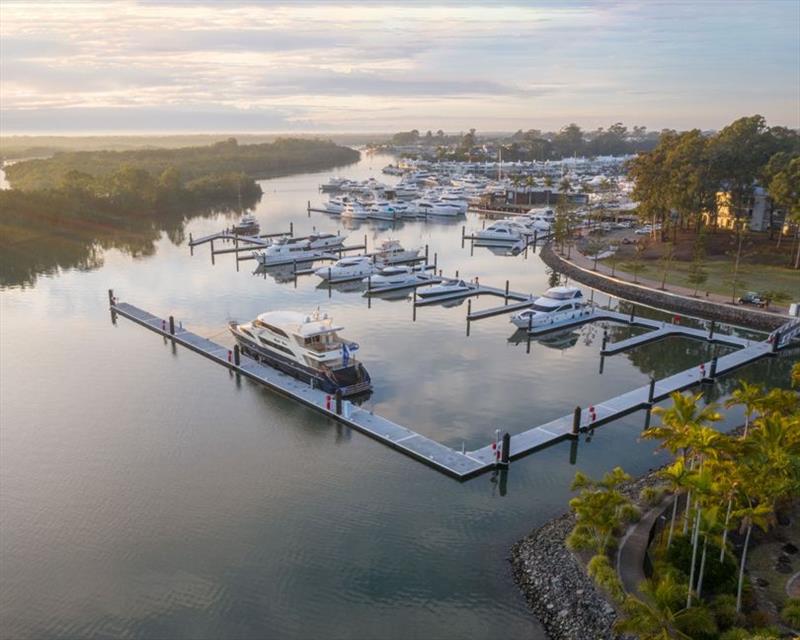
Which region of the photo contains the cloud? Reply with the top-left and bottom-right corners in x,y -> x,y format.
0,1 -> 798,132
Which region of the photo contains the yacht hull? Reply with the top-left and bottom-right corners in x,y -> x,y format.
231,330 -> 372,396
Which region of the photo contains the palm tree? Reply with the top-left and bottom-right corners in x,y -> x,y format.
615,573 -> 691,640
725,380 -> 764,437
645,393 -> 721,535
732,498 -> 773,612
658,460 -> 690,549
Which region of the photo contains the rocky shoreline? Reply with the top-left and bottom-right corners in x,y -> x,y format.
509,468 -> 671,640
511,426 -> 751,640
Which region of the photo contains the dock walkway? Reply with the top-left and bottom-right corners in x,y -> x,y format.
109,294 -> 790,480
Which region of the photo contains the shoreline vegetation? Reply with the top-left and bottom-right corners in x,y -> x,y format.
0,138 -> 360,288
513,369 -> 800,640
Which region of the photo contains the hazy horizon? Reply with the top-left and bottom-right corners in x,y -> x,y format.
1,1 -> 799,135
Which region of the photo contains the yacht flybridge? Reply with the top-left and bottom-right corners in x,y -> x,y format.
229,310 -> 372,396
510,286 -> 588,329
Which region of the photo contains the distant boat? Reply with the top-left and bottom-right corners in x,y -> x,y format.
416,279 -> 472,298
233,215 -> 259,235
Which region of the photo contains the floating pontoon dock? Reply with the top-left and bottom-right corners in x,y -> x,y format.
109,291 -> 797,480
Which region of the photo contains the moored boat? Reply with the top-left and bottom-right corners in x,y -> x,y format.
229,310 -> 371,396
510,286 -> 588,329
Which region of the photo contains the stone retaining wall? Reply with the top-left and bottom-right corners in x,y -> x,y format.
540,245 -> 789,332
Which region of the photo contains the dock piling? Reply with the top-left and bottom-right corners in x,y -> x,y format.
335,390 -> 343,415
498,432 -> 511,468
424,244 -> 429,262
233,345 -> 240,366
290,221 -> 294,236
504,280 -> 509,304
433,252 -> 438,272
602,328 -> 608,352
169,315 -> 175,335
708,320 -> 715,341
571,406 -> 581,436
630,305 -> 635,323
708,356 -> 718,380
648,377 -> 656,404
108,289 -> 114,306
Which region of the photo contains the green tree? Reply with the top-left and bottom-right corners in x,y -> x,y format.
566,467 -> 636,554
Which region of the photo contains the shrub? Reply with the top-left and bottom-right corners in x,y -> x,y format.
745,609 -> 770,629
719,629 -> 750,640
781,598 -> 800,628
674,604 -> 718,640
587,554 -> 625,603
639,485 -> 666,506
711,593 -> 741,630
665,533 -> 738,596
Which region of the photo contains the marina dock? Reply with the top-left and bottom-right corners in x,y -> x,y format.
109,292 -> 796,480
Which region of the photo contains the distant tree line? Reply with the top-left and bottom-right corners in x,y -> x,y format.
4,137 -> 361,190
381,123 -> 662,161
0,137 -> 361,287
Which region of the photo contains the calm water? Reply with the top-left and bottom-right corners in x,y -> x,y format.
1,153 -> 796,639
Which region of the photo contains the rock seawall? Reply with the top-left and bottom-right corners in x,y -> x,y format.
539,244 -> 788,332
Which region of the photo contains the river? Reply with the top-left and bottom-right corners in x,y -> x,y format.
0,152 -> 794,639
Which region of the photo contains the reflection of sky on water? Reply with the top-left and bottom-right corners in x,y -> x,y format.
1,153 -> 795,640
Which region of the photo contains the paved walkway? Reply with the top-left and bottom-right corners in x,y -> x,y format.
617,499 -> 672,598
561,245 -> 791,317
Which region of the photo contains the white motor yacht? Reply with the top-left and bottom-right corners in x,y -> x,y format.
363,265 -> 426,288
372,239 -> 420,264
368,200 -> 400,221
510,286 -> 588,329
315,256 -> 376,281
416,279 -> 472,298
307,232 -> 345,249
324,196 -> 350,214
340,201 -> 370,219
475,221 -> 523,243
253,236 -> 320,265
229,309 -> 371,396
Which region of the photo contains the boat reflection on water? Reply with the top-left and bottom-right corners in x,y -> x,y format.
315,278 -> 369,294
507,327 -> 581,351
254,261 -> 315,283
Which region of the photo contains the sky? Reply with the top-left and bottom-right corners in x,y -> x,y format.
1,0 -> 798,134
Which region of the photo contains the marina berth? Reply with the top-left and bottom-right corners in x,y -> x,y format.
229,309 -> 372,396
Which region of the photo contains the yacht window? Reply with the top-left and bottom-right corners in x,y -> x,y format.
531,303 -> 555,312
254,321 -> 289,338
258,337 -> 295,355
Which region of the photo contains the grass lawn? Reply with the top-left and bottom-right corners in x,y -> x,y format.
604,258 -> 800,302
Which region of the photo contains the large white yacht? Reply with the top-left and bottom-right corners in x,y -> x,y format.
340,201 -> 370,219
253,236 -> 322,265
372,239 -> 420,264
510,286 -> 588,329
229,310 -> 372,396
417,278 -> 472,298
307,232 -> 345,250
315,256 -> 376,281
363,265 -> 427,288
475,221 -> 523,243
